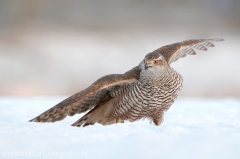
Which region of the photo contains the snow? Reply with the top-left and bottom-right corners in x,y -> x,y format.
0,97 -> 240,159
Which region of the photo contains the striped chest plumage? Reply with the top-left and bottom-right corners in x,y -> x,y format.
110,68 -> 183,122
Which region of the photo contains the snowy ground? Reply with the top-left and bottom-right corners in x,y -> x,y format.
0,97 -> 240,159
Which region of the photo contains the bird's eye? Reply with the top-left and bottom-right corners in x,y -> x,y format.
154,60 -> 159,64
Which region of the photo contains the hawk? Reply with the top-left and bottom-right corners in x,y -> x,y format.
29,38 -> 224,127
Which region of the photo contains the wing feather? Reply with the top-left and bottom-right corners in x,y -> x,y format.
153,38 -> 224,64
29,71 -> 139,123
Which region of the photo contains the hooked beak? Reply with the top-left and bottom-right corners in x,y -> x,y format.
144,60 -> 153,70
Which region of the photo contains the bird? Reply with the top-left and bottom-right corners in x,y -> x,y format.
29,38 -> 224,127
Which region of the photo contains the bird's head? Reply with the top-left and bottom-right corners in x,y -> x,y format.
139,52 -> 169,82
139,52 -> 169,83
140,52 -> 168,72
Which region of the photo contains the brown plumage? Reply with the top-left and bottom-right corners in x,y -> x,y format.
29,38 -> 224,127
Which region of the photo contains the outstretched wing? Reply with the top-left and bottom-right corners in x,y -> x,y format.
153,38 -> 224,64
29,70 -> 140,123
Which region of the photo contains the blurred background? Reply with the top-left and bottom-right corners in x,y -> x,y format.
0,0 -> 239,97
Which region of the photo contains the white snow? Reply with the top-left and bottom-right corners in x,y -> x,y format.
0,97 -> 240,159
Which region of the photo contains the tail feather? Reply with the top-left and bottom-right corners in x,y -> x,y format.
71,99 -> 124,127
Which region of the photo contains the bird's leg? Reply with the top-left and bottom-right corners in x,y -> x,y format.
153,112 -> 164,125
116,118 -> 119,123
153,118 -> 163,125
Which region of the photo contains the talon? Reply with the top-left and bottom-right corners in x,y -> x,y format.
116,118 -> 119,123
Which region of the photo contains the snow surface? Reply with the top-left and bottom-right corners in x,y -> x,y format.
0,97 -> 240,159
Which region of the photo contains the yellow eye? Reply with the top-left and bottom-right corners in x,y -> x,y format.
154,60 -> 159,64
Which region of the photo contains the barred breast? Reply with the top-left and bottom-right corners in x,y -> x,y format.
109,68 -> 183,125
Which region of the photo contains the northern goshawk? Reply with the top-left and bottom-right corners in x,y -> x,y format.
29,38 -> 224,127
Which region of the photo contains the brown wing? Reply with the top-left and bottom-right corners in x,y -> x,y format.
153,38 -> 224,64
29,68 -> 140,123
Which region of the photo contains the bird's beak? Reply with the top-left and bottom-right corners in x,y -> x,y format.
145,60 -> 153,70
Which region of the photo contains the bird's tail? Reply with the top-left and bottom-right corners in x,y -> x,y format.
71,99 -> 124,127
